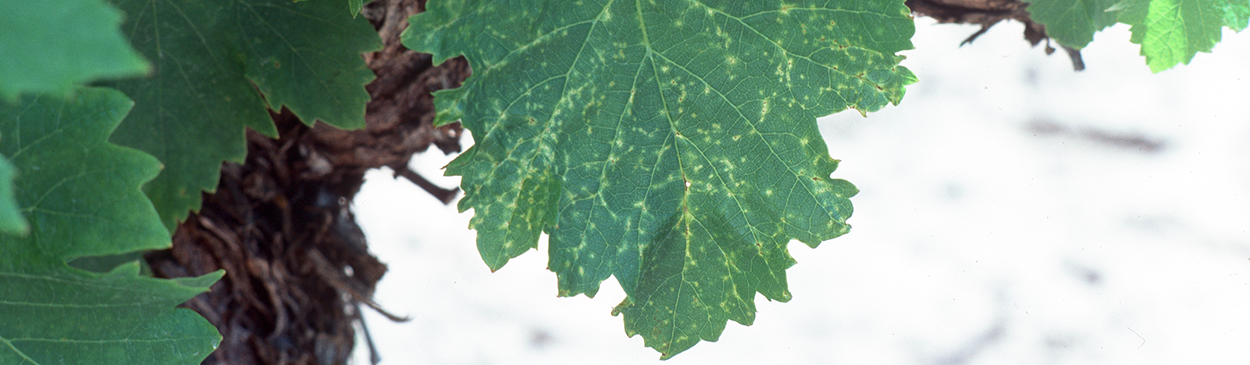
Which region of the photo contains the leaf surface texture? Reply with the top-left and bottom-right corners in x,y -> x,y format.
1024,0 -> 1121,48
404,0 -> 914,358
1120,0 -> 1250,71
101,0 -> 381,230
0,155 -> 27,235
1026,0 -> 1249,71
0,0 -> 150,99
0,87 -> 220,365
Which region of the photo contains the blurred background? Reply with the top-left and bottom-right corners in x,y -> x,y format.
350,17 -> 1250,365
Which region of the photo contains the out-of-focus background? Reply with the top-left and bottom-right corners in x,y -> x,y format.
350,18 -> 1250,365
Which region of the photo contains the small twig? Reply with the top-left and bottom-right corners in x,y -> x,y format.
960,23 -> 993,46
307,249 -> 411,323
1128,327 -> 1145,349
356,303 -> 383,365
392,164 -> 459,204
1063,46 -> 1086,71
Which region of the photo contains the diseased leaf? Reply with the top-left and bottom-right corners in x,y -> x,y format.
1024,0 -> 1121,48
405,0 -> 914,358
102,0 -> 382,230
0,0 -> 150,100
1119,0 -> 1250,72
0,87 -> 220,365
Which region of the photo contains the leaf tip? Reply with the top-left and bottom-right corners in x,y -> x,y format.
174,269 -> 226,292
611,297 -> 633,316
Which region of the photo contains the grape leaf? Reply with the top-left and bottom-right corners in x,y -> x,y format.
1118,0 -> 1249,72
1023,0 -> 1121,48
0,87 -> 221,365
1027,0 -> 1250,71
405,0 -> 914,358
0,0 -> 150,100
101,0 -> 382,230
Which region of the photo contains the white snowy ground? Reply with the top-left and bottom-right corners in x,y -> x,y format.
350,18 -> 1250,365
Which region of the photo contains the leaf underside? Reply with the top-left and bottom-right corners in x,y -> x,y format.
0,88 -> 220,365
405,0 -> 915,358
0,0 -> 150,100
1026,0 -> 1250,71
1024,0 -> 1121,48
101,0 -> 382,231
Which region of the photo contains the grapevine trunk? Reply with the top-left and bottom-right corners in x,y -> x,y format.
143,0 -> 469,363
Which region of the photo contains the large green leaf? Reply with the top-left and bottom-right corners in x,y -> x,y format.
1023,0 -> 1121,48
405,0 -> 914,358
0,0 -> 150,100
0,87 -> 220,365
102,0 -> 382,230
1119,0 -> 1249,72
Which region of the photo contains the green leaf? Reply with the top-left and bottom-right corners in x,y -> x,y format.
0,87 -> 221,365
0,155 -> 27,236
1117,0 -> 1248,72
1023,0 -> 1121,48
405,0 -> 913,358
1025,0 -> 1248,71
0,0 -> 150,100
1129,0 -> 1250,72
101,0 -> 382,230
350,0 -> 364,16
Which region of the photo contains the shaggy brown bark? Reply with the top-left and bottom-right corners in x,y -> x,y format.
142,1 -> 1082,364
144,0 -> 468,364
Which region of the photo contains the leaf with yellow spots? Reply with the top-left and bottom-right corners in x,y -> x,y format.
404,0 -> 914,358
